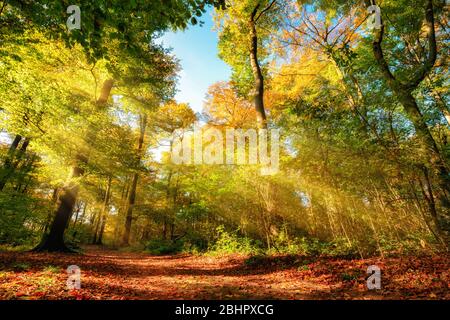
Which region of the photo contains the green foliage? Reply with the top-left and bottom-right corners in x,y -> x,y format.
146,239 -> 183,255
42,265 -> 61,274
12,262 -> 30,271
214,0 -> 281,95
3,0 -> 225,61
0,191 -> 49,246
0,0 -> 448,258
208,226 -> 260,255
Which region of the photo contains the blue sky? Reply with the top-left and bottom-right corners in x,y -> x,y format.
159,9 -> 231,113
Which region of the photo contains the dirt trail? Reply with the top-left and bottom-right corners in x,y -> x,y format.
0,246 -> 448,300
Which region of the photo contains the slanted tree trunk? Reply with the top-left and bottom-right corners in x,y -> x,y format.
33,79 -> 114,252
249,19 -> 266,128
396,90 -> 449,192
0,135 -> 23,190
371,0 -> 449,240
248,3 -> 272,129
122,113 -> 147,246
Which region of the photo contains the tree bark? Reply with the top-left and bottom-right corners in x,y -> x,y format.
249,6 -> 267,129
122,113 -> 147,246
371,0 -> 449,238
0,134 -> 23,190
95,176 -> 112,245
396,90 -> 449,194
33,79 -> 114,252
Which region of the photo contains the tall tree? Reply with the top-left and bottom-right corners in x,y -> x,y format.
34,79 -> 114,252
215,0 -> 280,128
369,0 -> 449,235
122,113 -> 147,245
94,176 -> 112,245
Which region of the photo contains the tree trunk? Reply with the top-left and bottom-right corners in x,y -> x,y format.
397,90 -> 450,196
42,188 -> 59,233
92,210 -> 101,244
72,202 -> 81,228
248,17 -> 267,129
34,165 -> 83,252
0,134 -> 23,190
370,0 -> 449,239
33,79 -> 114,252
95,176 -> 112,245
72,202 -> 82,228
397,91 -> 450,236
97,213 -> 107,245
247,1 -> 276,128
122,113 -> 147,246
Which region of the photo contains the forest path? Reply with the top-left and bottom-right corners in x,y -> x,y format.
0,246 -> 448,299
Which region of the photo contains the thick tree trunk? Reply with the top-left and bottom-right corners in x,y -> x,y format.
122,114 -> 147,246
33,79 -> 114,252
34,166 -> 83,252
398,91 -> 449,187
370,0 -> 449,239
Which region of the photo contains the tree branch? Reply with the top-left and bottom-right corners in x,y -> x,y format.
371,2 -> 400,90
255,0 -> 277,23
250,3 -> 261,21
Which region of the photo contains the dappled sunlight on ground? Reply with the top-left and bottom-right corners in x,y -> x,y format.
0,246 -> 448,300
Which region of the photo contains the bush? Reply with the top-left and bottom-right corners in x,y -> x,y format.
208,226 -> 260,255
145,239 -> 183,255
0,191 -> 48,246
267,235 -> 361,257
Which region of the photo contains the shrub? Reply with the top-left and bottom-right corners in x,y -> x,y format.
146,239 -> 183,255
208,226 -> 260,255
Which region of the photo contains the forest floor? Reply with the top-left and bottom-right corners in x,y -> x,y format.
0,246 -> 448,300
